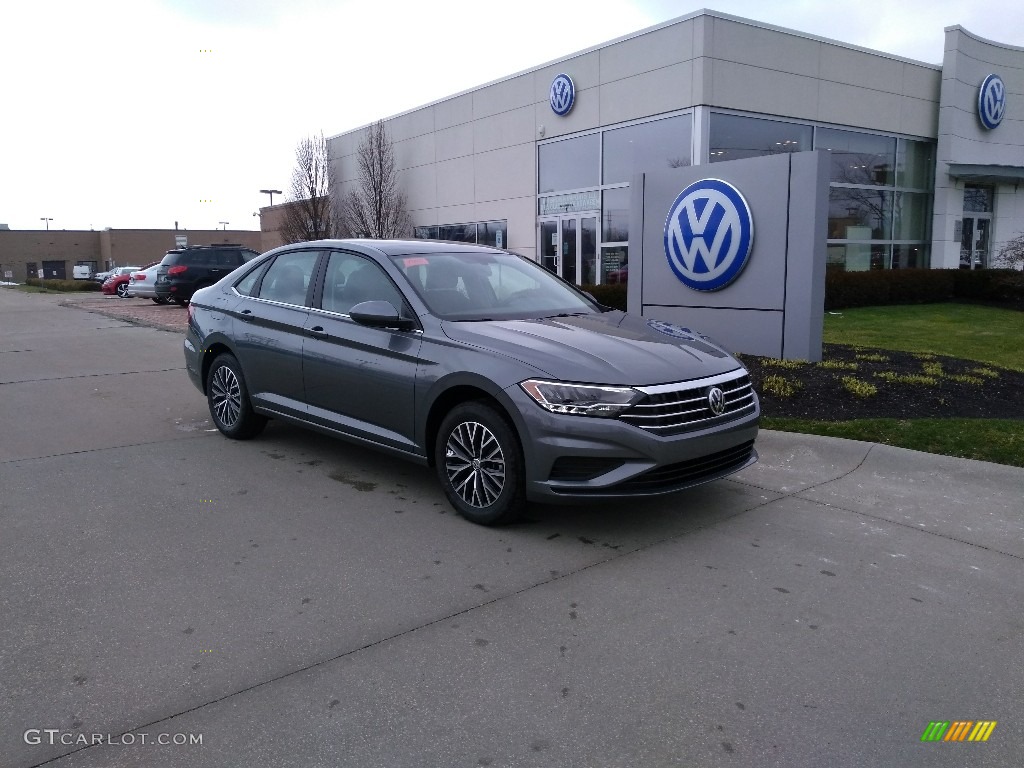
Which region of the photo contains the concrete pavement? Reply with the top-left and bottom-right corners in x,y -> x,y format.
1,286 -> 1021,767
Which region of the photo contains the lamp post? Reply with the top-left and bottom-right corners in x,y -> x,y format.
259,189 -> 282,207
40,217 -> 52,230
218,221 -> 229,230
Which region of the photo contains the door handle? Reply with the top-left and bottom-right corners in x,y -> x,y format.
308,325 -> 328,339
240,309 -> 252,315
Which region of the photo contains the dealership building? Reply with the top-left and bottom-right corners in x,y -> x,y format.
328,9 -> 1023,285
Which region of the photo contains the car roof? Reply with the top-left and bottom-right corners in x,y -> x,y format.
269,239 -> 506,257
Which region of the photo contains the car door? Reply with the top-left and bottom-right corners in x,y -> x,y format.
302,250 -> 422,453
231,249 -> 321,417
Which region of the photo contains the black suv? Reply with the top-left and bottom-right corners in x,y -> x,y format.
155,244 -> 260,305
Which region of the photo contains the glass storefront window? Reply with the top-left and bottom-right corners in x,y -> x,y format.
438,224 -> 476,242
539,133 -> 599,193
892,244 -> 928,269
601,246 -> 628,285
709,114 -> 812,163
602,187 -> 630,243
477,220 -> 507,249
896,139 -> 934,190
603,116 -> 691,184
816,127 -> 896,186
828,188 -> 892,240
827,243 -> 889,272
963,184 -> 994,213
893,192 -> 930,241
414,225 -> 440,239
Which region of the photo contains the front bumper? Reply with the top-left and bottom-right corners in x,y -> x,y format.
506,384 -> 760,503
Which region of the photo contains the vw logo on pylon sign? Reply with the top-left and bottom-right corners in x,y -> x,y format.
549,74 -> 575,116
664,179 -> 754,291
978,74 -> 1006,130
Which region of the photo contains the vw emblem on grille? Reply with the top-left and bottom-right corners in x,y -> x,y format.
664,178 -> 753,291
978,74 -> 1006,130
549,73 -> 575,116
707,386 -> 726,416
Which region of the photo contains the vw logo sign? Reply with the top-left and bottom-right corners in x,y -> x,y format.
549,73 -> 575,116
978,74 -> 1006,130
664,178 -> 754,292
707,386 -> 726,416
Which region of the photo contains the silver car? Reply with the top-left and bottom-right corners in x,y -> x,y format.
184,240 -> 759,525
126,264 -> 168,303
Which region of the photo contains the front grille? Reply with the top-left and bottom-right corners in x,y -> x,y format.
549,440 -> 756,496
619,370 -> 755,435
549,457 -> 625,482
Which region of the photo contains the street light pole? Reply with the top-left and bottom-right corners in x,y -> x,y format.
259,189 -> 283,207
218,221 -> 229,230
40,217 -> 52,230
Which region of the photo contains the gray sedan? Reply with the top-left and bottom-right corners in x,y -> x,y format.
126,264 -> 169,303
184,240 -> 758,525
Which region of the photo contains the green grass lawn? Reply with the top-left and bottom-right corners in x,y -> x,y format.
773,302 -> 1024,467
824,303 -> 1023,371
763,417 -> 1023,468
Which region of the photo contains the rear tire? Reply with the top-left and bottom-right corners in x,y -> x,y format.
206,354 -> 267,440
116,283 -> 130,298
435,401 -> 527,526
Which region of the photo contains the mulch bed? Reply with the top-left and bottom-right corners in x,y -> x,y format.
743,344 -> 1024,421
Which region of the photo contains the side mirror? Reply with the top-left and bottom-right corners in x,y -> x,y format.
349,300 -> 415,331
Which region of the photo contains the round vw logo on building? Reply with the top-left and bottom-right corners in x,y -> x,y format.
978,74 -> 1006,130
707,386 -> 726,416
549,73 -> 575,116
664,179 -> 754,292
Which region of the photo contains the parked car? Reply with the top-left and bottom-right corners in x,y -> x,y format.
184,240 -> 759,525
101,267 -> 142,297
125,263 -> 166,303
92,269 -> 114,284
155,244 -> 260,305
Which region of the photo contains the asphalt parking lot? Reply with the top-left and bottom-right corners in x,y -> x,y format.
1,287 -> 1022,768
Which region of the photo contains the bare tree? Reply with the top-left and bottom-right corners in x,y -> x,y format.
994,232 -> 1024,270
340,121 -> 411,238
280,132 -> 334,243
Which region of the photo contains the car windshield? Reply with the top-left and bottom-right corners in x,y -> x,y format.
389,251 -> 604,321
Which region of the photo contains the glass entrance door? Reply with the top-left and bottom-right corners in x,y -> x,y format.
539,214 -> 599,285
960,216 -> 991,269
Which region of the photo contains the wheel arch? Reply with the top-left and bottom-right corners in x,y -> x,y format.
424,380 -> 523,468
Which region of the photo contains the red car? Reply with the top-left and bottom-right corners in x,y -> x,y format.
101,266 -> 141,297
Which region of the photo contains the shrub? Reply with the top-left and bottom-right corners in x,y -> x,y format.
921,361 -> 943,377
24,278 -> 101,292
761,375 -> 802,398
841,377 -> 877,397
875,372 -> 938,385
824,267 -> 1024,310
819,360 -> 857,370
971,367 -> 1000,379
856,353 -> 889,362
947,374 -> 984,386
580,283 -> 627,310
762,358 -> 808,369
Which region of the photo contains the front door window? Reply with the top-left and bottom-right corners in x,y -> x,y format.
539,214 -> 600,285
960,216 -> 990,270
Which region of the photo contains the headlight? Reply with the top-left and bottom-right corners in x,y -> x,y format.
519,379 -> 642,417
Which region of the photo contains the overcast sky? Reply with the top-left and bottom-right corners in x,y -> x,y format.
2,0 -> 1020,233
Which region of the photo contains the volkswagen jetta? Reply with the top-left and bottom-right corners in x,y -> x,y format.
183,240 -> 758,525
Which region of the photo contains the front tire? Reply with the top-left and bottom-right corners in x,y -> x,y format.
206,354 -> 267,440
152,297 -> 168,305
435,401 -> 526,526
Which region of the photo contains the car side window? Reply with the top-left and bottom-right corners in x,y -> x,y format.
234,260 -> 271,296
257,251 -> 318,306
321,252 -> 406,316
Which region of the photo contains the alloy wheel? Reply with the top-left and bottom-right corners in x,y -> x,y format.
445,421 -> 506,508
210,365 -> 242,428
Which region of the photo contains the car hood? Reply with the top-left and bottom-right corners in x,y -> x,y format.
441,311 -> 742,385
